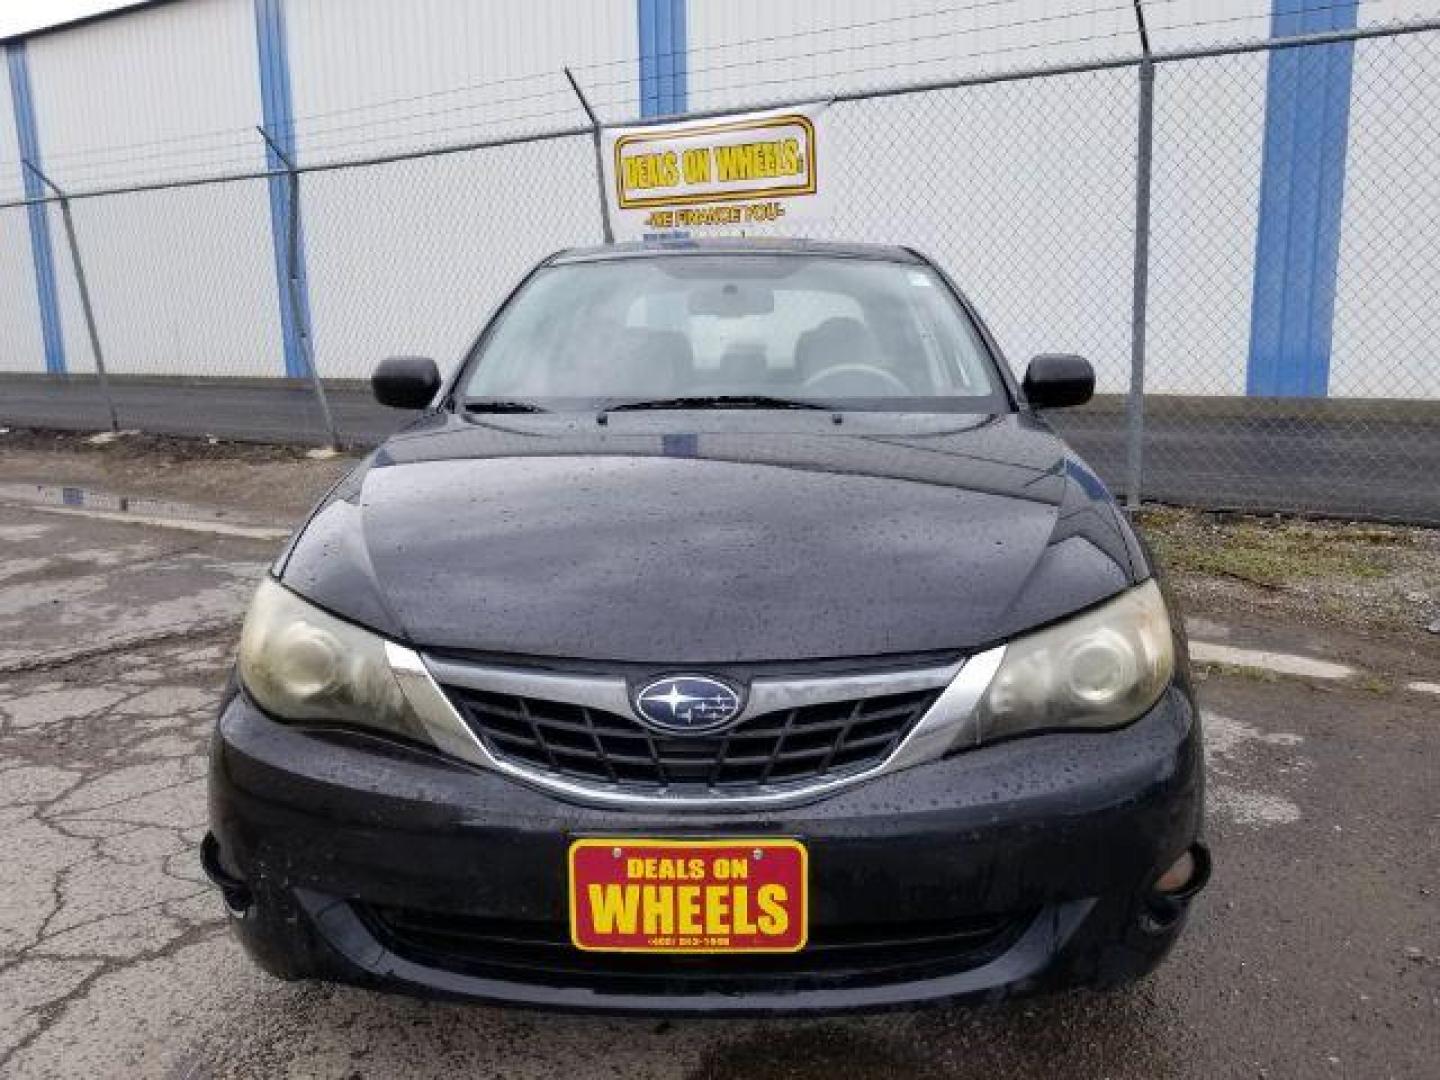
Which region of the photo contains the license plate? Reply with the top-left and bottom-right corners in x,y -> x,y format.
568,838 -> 808,953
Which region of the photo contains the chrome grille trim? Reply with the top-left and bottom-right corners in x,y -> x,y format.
422,657 -> 965,726
388,644 -> 1006,810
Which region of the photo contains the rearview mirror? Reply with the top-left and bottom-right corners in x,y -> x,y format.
1022,354 -> 1094,410
688,282 -> 775,318
372,356 -> 441,410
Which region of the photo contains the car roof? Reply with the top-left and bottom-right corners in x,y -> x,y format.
547,237 -> 925,266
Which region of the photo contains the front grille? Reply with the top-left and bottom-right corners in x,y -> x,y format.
443,685 -> 939,794
360,904 -> 1033,992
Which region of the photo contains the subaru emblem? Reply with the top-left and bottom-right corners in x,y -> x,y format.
633,676 -> 742,734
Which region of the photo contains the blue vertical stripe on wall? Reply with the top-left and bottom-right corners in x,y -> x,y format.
253,0 -> 313,379
6,43 -> 67,376
638,0 -> 687,117
1246,0 -> 1357,397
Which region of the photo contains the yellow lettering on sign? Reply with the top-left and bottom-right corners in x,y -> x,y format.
756,883 -> 789,935
588,884 -> 640,934
624,856 -> 711,880
682,147 -> 711,183
641,884 -> 674,935
704,885 -> 731,935
585,867 -> 795,941
732,885 -> 757,934
622,151 -> 680,190
674,205 -> 745,227
677,885 -> 702,934
713,857 -> 749,881
714,138 -> 802,182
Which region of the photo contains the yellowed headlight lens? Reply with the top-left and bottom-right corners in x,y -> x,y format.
973,579 -> 1175,742
237,578 -> 432,746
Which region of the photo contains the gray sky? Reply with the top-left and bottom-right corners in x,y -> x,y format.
0,0 -> 145,39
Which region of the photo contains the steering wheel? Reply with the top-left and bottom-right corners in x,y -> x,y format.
802,364 -> 911,396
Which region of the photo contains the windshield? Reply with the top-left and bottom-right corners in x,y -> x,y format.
461,255 -> 1007,411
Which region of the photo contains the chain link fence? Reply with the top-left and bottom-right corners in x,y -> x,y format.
1131,29 -> 1440,524
1,18 -> 1437,524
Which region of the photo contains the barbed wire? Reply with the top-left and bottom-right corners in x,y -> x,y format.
2,7 -> 1437,203
0,0 -> 1146,177
2,0 -> 1418,185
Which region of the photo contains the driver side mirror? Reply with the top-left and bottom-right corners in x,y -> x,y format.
372,356 -> 441,410
1022,354 -> 1094,410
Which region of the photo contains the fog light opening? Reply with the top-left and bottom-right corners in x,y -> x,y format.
1156,851 -> 1196,894
201,833 -> 253,919
1142,843 -> 1211,931
1154,842 -> 1210,901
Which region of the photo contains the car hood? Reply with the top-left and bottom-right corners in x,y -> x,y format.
278,412 -> 1145,664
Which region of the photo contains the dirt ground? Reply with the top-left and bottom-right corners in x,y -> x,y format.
0,428 -> 357,520
2,428 -> 1437,1078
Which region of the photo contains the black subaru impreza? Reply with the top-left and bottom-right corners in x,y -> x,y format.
204,238 -> 1207,1013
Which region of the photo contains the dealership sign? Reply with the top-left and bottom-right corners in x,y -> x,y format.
602,103 -> 831,239
569,838 -> 808,953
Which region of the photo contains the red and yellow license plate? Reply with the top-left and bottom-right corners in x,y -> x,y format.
568,838 -> 808,953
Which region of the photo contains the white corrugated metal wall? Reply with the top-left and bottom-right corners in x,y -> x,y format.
1332,0 -> 1440,398
21,0 -> 276,376
681,0 -> 1265,396
0,0 -> 644,381
285,0 -> 636,380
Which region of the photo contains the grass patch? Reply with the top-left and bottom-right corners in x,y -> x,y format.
1356,674 -> 1395,695
1193,660 -> 1279,683
1138,508 -> 1399,588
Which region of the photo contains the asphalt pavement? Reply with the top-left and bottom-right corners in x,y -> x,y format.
3,375 -> 1438,524
1,486 -> 1437,1078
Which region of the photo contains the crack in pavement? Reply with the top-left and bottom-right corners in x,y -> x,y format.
0,539 -> 211,592
0,619 -> 243,676
0,922 -> 231,1075
0,537 -> 244,1072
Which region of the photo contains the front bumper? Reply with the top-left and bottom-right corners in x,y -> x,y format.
206,683 -> 1206,1014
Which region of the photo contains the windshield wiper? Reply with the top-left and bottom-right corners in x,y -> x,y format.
463,398 -> 549,414
607,394 -> 827,412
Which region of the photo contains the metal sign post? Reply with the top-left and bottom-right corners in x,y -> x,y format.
564,68 -> 615,244
257,126 -> 340,449
1125,1 -> 1156,512
21,160 -> 119,434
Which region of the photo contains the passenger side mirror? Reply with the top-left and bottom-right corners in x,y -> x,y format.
372,356 -> 441,410
1022,354 -> 1094,410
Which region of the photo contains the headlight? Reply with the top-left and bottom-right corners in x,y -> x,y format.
237,577 -> 433,746
965,579 -> 1175,746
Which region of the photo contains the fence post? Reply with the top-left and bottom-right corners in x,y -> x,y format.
1126,4 -> 1156,512
256,127 -> 339,450
21,161 -> 119,434
564,68 -> 615,244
